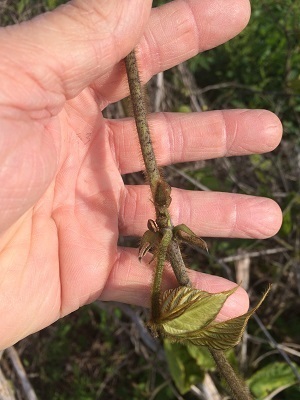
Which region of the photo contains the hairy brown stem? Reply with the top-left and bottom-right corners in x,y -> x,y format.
124,50 -> 160,197
151,229 -> 172,321
125,49 -> 189,289
167,240 -> 191,287
210,349 -> 253,400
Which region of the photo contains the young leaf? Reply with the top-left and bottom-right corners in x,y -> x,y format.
184,288 -> 269,350
173,224 -> 208,252
157,286 -> 239,336
138,229 -> 160,261
152,285 -> 270,350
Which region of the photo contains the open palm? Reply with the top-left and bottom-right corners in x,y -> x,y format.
0,0 -> 282,349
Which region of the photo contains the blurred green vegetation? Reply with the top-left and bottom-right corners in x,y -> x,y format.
19,305 -> 173,400
188,0 -> 300,136
1,0 -> 300,399
0,0 -> 67,25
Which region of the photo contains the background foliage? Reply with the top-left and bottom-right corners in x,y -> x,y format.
1,0 -> 300,399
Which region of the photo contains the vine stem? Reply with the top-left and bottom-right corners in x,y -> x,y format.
151,229 -> 172,321
210,349 -> 253,400
125,49 -> 188,290
124,48 -> 252,400
124,50 -> 160,197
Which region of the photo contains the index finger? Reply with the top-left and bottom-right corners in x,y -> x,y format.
93,0 -> 251,105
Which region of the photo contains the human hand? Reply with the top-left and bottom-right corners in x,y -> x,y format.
0,0 -> 282,349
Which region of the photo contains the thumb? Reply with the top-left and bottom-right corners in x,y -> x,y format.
0,0 -> 152,107
0,0 -> 151,233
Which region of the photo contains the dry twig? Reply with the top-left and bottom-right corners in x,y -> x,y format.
5,347 -> 38,400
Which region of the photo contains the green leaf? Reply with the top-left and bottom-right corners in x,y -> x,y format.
164,340 -> 204,394
159,286 -> 238,335
247,362 -> 300,399
17,0 -> 29,15
281,208 -> 293,236
177,105 -> 192,113
153,285 -> 270,350
250,154 -> 272,171
184,291 -> 268,350
47,0 -> 58,9
186,344 -> 216,371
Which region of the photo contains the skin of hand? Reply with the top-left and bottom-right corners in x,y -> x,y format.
0,0 -> 282,350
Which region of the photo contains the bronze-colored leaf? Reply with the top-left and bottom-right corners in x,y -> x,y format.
173,224 -> 208,252
156,286 -> 239,335
138,230 -> 159,261
185,286 -> 270,350
153,285 -> 271,350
